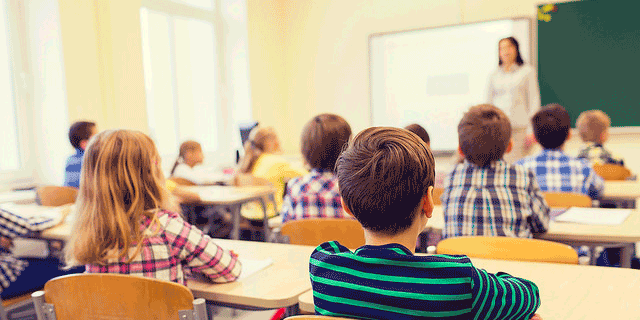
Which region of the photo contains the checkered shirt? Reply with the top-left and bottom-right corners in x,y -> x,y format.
85,210 -> 241,285
577,143 -> 624,166
0,207 -> 61,291
281,169 -> 347,224
516,149 -> 605,199
64,149 -> 84,188
442,159 -> 550,239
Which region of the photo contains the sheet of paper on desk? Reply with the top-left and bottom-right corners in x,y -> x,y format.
554,207 -> 632,225
237,258 -> 274,280
0,203 -> 62,219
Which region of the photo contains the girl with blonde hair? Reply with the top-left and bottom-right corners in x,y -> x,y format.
237,126 -> 307,220
65,130 -> 241,284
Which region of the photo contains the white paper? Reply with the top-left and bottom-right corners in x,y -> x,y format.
0,190 -> 36,204
237,257 -> 273,280
554,207 -> 632,226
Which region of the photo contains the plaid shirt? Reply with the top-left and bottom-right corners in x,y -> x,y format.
0,206 -> 62,291
442,160 -> 550,239
281,169 -> 347,224
516,149 -> 605,199
86,210 -> 241,285
577,143 -> 624,166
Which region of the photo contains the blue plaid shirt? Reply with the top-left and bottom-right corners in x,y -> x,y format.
281,169 -> 347,224
64,149 -> 84,188
442,159 -> 550,239
516,149 -> 604,200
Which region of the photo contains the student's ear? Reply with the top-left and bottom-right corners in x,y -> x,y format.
340,197 -> 354,218
421,186 -> 434,219
79,139 -> 89,150
505,139 -> 513,154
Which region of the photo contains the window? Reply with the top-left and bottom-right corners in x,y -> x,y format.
140,0 -> 252,169
0,0 -> 22,172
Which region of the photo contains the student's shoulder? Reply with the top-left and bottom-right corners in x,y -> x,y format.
153,210 -> 189,235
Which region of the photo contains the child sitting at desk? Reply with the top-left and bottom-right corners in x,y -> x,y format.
237,126 -> 307,220
310,127 -> 542,319
281,114 -> 351,223
64,130 -> 241,284
169,140 -> 205,183
64,121 -> 97,188
442,104 -> 550,238
576,109 -> 625,166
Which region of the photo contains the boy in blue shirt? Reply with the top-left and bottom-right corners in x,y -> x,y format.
310,127 -> 542,320
64,121 -> 96,188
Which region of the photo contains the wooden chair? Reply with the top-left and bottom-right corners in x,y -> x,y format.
543,192 -> 592,208
436,236 -> 579,264
432,187 -> 444,205
36,186 -> 78,207
593,164 -> 631,181
286,316 -> 355,320
168,177 -> 197,186
280,218 -> 365,248
31,274 -> 207,320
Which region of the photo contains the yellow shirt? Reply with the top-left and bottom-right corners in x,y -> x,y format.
166,179 -> 177,193
241,154 -> 307,220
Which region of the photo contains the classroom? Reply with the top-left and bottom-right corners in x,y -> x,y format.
1,0 -> 639,319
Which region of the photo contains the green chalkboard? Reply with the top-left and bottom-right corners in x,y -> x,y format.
537,0 -> 640,127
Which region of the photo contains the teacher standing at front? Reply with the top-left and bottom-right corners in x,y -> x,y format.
487,37 -> 541,163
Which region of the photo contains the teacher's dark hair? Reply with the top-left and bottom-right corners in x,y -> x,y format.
498,37 -> 524,66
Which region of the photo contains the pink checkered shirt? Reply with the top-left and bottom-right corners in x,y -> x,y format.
86,210 -> 241,285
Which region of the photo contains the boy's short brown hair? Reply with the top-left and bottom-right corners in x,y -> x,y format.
336,127 -> 434,235
576,110 -> 610,143
301,114 -> 351,171
69,121 -> 96,149
532,103 -> 570,150
404,123 -> 430,145
458,104 -> 511,167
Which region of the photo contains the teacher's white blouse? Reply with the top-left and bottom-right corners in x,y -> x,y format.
487,64 -> 541,129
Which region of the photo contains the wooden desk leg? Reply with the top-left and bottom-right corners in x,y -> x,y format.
231,205 -> 241,240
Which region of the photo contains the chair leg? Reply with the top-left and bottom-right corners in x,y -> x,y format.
0,302 -> 8,320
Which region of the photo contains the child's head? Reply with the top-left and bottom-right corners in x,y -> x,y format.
404,123 -> 430,146
576,110 -> 610,144
238,126 -> 280,173
68,121 -> 97,150
170,140 -> 203,176
301,114 -> 351,171
67,130 -> 170,266
458,104 -> 512,167
532,103 -> 570,150
336,127 -> 435,236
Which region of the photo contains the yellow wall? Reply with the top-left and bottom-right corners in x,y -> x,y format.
58,0 -> 147,131
248,0 -> 640,175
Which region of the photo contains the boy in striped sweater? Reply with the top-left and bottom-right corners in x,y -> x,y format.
309,127 -> 542,320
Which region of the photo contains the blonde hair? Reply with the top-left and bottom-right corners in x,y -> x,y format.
238,126 -> 278,173
170,140 -> 202,175
65,130 -> 170,267
576,110 -> 610,143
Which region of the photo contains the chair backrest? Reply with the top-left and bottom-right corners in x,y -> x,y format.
286,316 -> 356,320
543,192 -> 592,208
36,186 -> 78,207
168,177 -> 197,186
280,218 -> 365,248
593,164 -> 631,181
31,274 -> 207,320
432,187 -> 444,205
436,236 -> 579,264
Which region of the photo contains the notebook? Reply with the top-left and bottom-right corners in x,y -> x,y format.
554,207 -> 632,226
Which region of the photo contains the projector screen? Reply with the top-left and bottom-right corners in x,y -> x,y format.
370,19 -> 531,153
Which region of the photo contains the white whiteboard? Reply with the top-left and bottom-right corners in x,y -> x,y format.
370,19 -> 531,152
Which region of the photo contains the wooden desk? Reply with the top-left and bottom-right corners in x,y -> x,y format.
0,190 -> 36,204
187,239 -> 314,313
602,181 -> 640,208
184,186 -> 276,240
426,206 -> 640,267
298,257 -> 640,319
